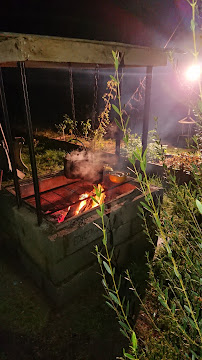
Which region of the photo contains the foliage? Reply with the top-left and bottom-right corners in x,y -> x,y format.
21,145 -> 66,177
93,77 -> 117,148
122,126 -> 167,163
55,114 -> 77,140
81,118 -> 92,139
94,41 -> 202,359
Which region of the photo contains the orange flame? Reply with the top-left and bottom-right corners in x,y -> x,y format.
57,184 -> 106,222
75,193 -> 89,215
76,184 -> 105,216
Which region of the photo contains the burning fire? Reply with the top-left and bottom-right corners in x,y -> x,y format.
75,193 -> 89,215
57,184 -> 105,223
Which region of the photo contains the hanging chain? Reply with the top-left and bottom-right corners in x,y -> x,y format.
69,64 -> 76,123
92,64 -> 99,129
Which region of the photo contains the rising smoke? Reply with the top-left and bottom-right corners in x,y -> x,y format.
65,149 -> 105,182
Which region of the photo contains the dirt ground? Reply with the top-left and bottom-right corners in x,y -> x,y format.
0,241 -> 128,360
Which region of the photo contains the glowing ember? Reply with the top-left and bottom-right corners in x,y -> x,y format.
58,206 -> 71,223
57,184 -> 106,223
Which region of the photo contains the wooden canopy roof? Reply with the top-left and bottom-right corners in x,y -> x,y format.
0,33 -> 167,68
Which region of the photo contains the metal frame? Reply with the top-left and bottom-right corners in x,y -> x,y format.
0,34 -> 159,226
18,61 -> 42,225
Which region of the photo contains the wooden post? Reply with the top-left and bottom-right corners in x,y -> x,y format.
142,66 -> 153,155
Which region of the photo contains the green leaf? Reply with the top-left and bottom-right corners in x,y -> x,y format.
90,196 -> 99,204
174,265 -> 181,279
112,50 -> 117,61
112,104 -> 121,116
196,199 -> 202,214
158,296 -> 167,308
133,150 -> 141,161
110,75 -> 118,83
137,205 -> 144,215
154,213 -> 161,228
131,331 -> 137,351
114,57 -> 119,71
109,291 -> 120,305
106,301 -> 116,311
114,118 -> 122,130
123,134 -> 129,144
124,353 -> 136,360
140,160 -> 146,172
100,203 -> 105,214
119,321 -> 130,331
138,173 -> 142,182
93,185 -> 101,197
184,305 -> 192,315
103,261 -> 112,275
171,303 -> 176,314
125,116 -> 130,129
140,201 -> 152,213
120,328 -> 128,338
96,209 -> 102,217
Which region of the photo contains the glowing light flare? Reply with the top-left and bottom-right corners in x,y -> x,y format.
185,65 -> 201,81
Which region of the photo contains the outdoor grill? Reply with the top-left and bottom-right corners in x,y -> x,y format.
0,33 -> 165,304
6,172 -> 139,225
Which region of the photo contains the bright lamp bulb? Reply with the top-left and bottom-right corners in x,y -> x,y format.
185,65 -> 201,81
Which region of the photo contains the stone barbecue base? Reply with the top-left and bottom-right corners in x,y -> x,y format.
0,184 -> 162,305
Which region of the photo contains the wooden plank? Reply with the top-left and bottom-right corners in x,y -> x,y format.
0,33 -> 167,67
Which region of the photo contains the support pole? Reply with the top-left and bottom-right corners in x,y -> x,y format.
0,68 -> 22,208
18,62 -> 42,225
115,58 -> 124,157
142,66 -> 153,155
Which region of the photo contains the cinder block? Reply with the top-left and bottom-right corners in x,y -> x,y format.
49,236 -> 104,284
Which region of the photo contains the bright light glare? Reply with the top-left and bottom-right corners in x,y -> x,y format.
185,65 -> 201,81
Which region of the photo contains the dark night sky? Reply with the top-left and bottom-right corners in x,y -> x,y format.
0,0 -> 193,47
0,1 -> 200,141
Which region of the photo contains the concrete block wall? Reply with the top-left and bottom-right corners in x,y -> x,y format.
0,186 -> 162,304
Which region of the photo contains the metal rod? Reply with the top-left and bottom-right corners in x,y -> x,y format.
0,67 -> 22,207
142,66 -> 153,155
18,61 -> 42,225
22,179 -> 80,200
